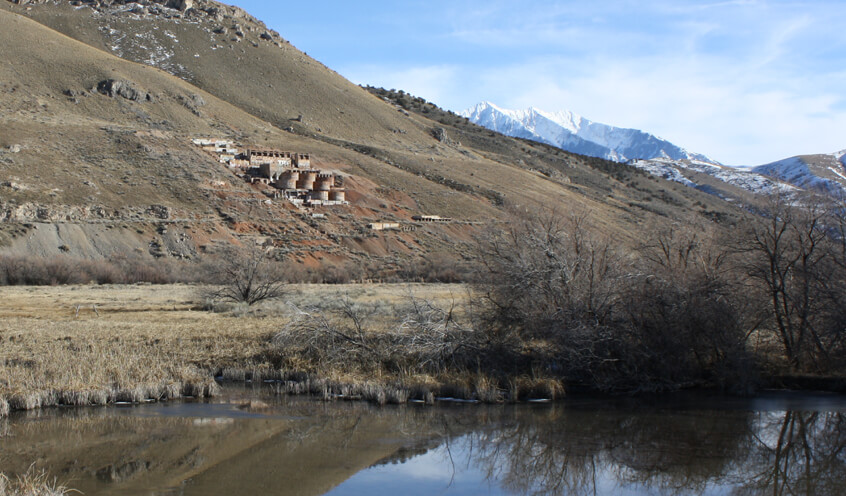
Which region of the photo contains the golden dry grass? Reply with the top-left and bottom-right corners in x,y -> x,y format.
0,282 -> 469,415
0,467 -> 74,496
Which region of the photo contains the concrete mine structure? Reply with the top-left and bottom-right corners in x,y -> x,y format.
315,174 -> 334,192
279,170 -> 300,189
297,171 -> 318,190
293,153 -> 311,168
247,149 -> 293,167
309,190 -> 330,201
193,139 -> 348,207
259,163 -> 284,181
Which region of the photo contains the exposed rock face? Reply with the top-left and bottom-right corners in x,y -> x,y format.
6,0 -> 256,20
33,0 -> 195,9
147,204 -> 171,219
0,202 -> 187,222
5,0 -> 284,48
432,127 -> 455,145
96,79 -> 153,102
0,203 -> 111,222
166,0 -> 193,11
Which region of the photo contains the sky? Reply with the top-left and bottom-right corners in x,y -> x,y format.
231,1 -> 846,165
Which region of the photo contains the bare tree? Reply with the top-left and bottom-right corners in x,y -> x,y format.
206,245 -> 288,306
822,193 -> 846,368
741,191 -> 842,371
834,194 -> 846,267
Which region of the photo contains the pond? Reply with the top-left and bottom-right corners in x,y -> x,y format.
1,387 -> 844,495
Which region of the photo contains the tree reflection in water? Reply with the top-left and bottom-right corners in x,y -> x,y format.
447,406 -> 846,495
735,411 -> 846,496
2,394 -> 845,495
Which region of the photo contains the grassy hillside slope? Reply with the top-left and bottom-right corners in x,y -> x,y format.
0,1 -> 745,271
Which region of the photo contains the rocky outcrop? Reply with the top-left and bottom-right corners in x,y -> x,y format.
432,127 -> 457,146
166,0 -> 193,10
10,0 -> 191,10
0,203 -> 115,222
96,79 -> 153,102
0,202 -> 181,222
5,0 -> 284,47
7,0 -> 259,20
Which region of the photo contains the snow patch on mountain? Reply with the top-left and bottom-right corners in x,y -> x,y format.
100,24 -> 192,79
751,155 -> 846,196
829,167 -> 846,183
629,158 -> 793,197
709,168 -> 794,196
629,159 -> 696,188
462,101 -> 718,165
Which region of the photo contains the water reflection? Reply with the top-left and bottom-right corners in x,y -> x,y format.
0,391 -> 844,495
417,405 -> 755,496
736,411 -> 846,495
335,396 -> 846,496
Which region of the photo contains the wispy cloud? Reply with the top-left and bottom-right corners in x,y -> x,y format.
343,64 -> 461,107
244,0 -> 846,164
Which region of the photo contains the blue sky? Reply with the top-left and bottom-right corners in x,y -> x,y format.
232,1 -> 846,165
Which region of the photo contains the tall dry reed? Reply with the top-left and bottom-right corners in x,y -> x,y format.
0,467 -> 76,496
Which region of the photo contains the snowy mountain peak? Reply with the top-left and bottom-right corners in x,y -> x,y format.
462,102 -> 719,165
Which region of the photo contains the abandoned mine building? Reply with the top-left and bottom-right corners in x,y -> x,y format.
193,139 -> 347,207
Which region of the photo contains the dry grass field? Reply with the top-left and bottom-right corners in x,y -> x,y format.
0,282 -> 470,416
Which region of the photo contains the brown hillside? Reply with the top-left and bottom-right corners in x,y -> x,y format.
0,1 -> 745,272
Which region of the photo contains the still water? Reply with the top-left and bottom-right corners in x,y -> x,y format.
1,387 -> 844,495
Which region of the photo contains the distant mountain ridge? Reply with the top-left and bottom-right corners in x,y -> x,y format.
462,101 -> 718,165
463,102 -> 845,202
628,149 -> 846,203
747,151 -> 846,196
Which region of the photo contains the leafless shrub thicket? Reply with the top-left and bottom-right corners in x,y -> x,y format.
397,252 -> 477,283
475,208 -> 749,392
0,254 -> 198,286
624,223 -> 756,391
475,196 -> 846,391
0,248 -> 478,287
272,295 -> 486,377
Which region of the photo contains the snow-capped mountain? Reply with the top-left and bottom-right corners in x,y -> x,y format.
462,101 -> 718,165
462,102 -> 845,202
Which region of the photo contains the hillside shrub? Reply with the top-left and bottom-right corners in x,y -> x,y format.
0,254 -> 200,286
